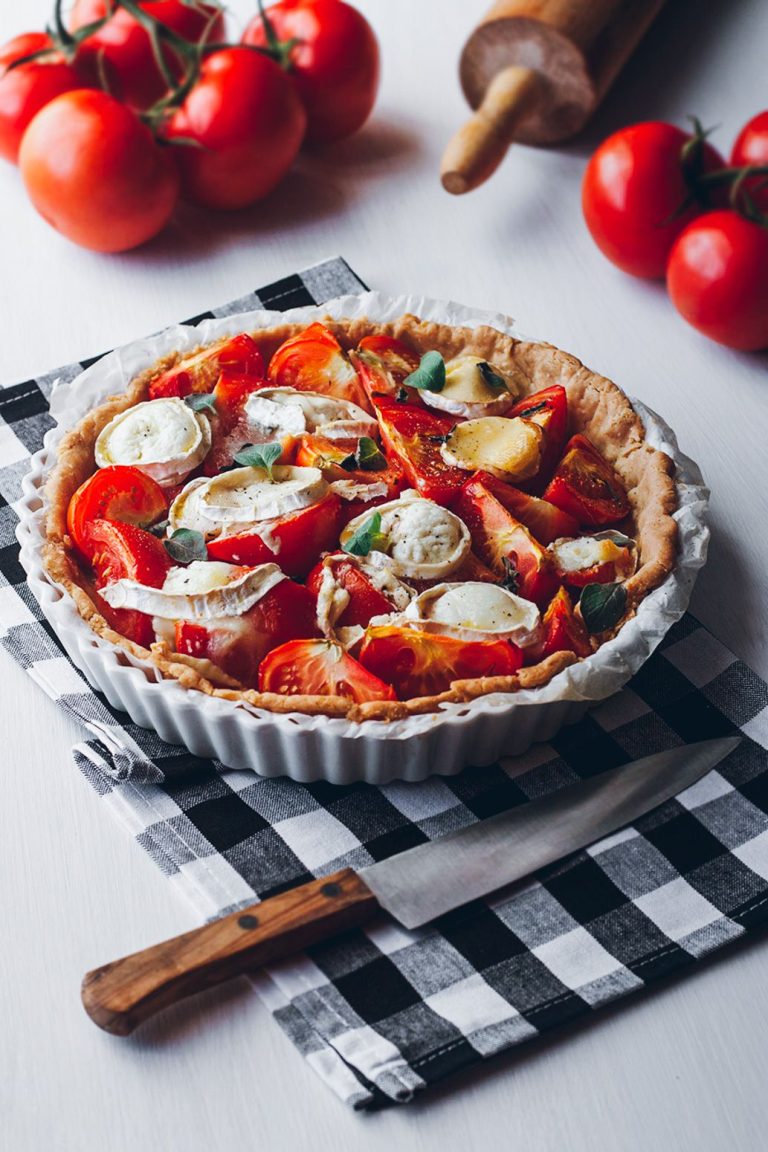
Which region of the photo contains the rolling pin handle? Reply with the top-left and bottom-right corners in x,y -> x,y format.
441,65 -> 542,195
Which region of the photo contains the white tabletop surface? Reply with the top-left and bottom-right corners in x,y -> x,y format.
3,1 -> 767,1148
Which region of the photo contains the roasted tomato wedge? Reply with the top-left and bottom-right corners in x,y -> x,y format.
149,333 -> 264,400
539,586 -> 591,659
294,434 -> 398,484
258,638 -> 396,703
268,322 -> 370,412
507,385 -> 568,490
67,465 -> 168,560
453,476 -> 558,606
175,579 -> 319,687
89,519 -> 171,647
543,435 -> 630,527
358,626 -> 522,700
373,397 -> 465,505
350,335 -> 421,403
306,556 -> 395,630
206,493 -> 343,578
467,470 -> 579,545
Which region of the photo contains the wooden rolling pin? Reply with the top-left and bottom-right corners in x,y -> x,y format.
442,0 -> 668,194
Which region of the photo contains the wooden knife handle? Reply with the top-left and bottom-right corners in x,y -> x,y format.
81,869 -> 379,1036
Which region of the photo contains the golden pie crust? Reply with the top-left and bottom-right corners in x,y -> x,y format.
42,314 -> 678,722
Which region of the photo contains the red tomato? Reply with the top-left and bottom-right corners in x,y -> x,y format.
67,466 -> 168,560
349,335 -> 421,403
163,48 -> 306,211
242,0 -> 379,145
582,122 -> 725,279
175,579 -> 319,686
453,476 -> 558,606
467,470 -> 579,546
71,0 -> 225,110
20,90 -> 178,252
373,397 -> 465,505
666,210 -> 768,352
89,519 -> 171,646
507,385 -> 568,490
358,626 -> 522,700
258,638 -> 396,702
539,587 -> 591,660
268,322 -> 371,411
731,110 -> 768,211
0,32 -> 83,165
149,334 -> 265,401
206,493 -> 343,578
306,556 -> 395,629
543,436 -> 630,527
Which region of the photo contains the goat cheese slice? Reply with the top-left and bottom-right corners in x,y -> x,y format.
170,466 -> 328,536
421,356 -> 520,419
95,397 -> 211,487
341,489 -> 471,579
404,582 -> 541,647
99,561 -> 286,620
244,388 -> 377,442
440,416 -> 543,483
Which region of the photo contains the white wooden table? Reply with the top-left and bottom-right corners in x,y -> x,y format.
3,2 -> 767,1148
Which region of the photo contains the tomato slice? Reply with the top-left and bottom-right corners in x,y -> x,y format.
206,493 -> 343,578
306,556 -> 395,629
268,322 -> 371,412
539,586 -> 591,659
453,476 -> 559,606
543,435 -> 630,527
466,470 -> 579,545
67,465 -> 168,560
373,397 -> 465,505
149,333 -> 265,400
258,638 -> 396,703
358,626 -> 522,700
349,335 -> 421,403
294,433 -> 405,521
89,519 -> 171,647
507,385 -> 568,491
175,579 -> 319,687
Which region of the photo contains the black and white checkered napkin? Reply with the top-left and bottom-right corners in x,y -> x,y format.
3,258 -> 768,1109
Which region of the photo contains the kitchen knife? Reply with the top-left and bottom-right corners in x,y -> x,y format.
81,736 -> 739,1035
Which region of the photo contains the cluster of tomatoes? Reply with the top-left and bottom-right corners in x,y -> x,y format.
582,114 -> 768,351
0,0 -> 379,252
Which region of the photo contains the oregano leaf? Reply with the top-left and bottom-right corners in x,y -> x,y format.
580,581 -> 627,634
501,557 -> 520,593
185,392 -> 217,413
403,350 -> 446,393
164,529 -> 208,566
233,441 -> 282,480
356,436 -> 387,471
343,512 -> 388,558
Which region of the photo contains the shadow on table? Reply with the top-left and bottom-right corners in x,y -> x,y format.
130,115 -> 422,264
567,0 -> 755,155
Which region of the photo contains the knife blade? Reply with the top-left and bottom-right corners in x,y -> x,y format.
81,736 -> 739,1035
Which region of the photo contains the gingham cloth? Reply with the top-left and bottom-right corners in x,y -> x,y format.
3,257 -> 768,1109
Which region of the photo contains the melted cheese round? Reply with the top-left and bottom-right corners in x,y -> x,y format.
341,490 -> 470,579
95,397 -> 211,487
421,356 -> 520,419
440,416 -> 542,482
99,561 -> 285,620
404,582 -> 541,647
170,466 -> 328,537
244,388 -> 377,442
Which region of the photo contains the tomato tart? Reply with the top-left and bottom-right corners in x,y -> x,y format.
42,311 -> 678,724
